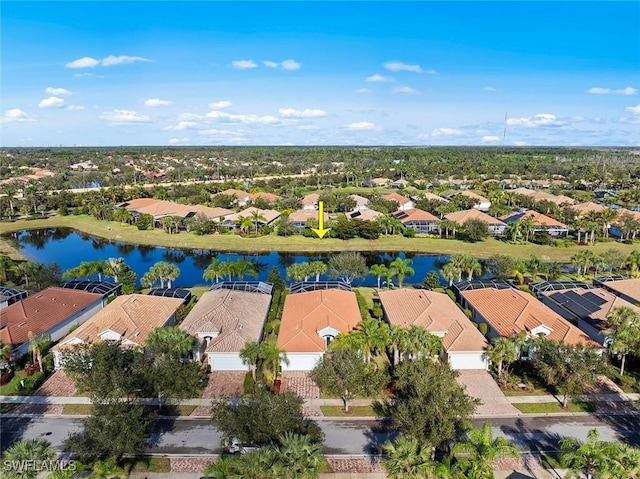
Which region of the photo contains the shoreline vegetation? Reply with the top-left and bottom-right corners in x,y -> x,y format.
1,214 -> 637,262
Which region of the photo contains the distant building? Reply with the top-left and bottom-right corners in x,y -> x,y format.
460,191 -> 491,212
382,192 -> 414,211
392,208 -> 439,234
501,209 -> 569,236
445,209 -> 507,235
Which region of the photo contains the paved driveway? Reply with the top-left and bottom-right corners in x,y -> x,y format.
456,370 -> 521,417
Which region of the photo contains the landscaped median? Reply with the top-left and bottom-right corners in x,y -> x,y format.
2,214 -> 637,261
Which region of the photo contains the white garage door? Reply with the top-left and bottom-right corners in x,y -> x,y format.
448,352 -> 488,370
208,353 -> 247,371
281,353 -> 323,371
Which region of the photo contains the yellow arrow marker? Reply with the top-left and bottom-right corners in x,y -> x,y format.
311,201 -> 331,238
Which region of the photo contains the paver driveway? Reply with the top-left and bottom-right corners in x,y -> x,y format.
456,370 -> 521,416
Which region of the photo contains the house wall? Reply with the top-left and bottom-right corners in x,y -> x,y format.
488,223 -> 507,235
281,353 -> 323,371
14,297 -> 105,359
404,221 -> 438,234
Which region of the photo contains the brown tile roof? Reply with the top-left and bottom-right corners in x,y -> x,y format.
542,288 -> 640,323
421,192 -> 448,202
501,210 -> 567,228
0,287 -> 103,348
599,278 -> 640,304
382,192 -> 412,205
180,288 -> 271,353
512,188 -> 576,206
445,209 -> 506,226
217,188 -> 252,201
392,208 -> 438,223
189,205 -> 234,219
349,194 -> 370,206
461,287 -> 596,346
379,289 -> 487,353
277,290 -> 361,353
461,190 -> 489,203
571,202 -> 611,215
122,198 -> 193,218
347,209 -> 384,221
288,209 -> 329,223
301,193 -> 320,205
250,191 -> 282,203
52,294 -> 183,350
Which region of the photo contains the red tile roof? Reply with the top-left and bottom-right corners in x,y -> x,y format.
0,287 -> 103,348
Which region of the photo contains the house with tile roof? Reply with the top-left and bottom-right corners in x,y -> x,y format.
537,286 -> 640,346
512,187 -> 576,206
288,209 -> 329,229
179,282 -> 272,370
570,202 -> 610,216
593,276 -> 640,306
301,193 -> 320,210
52,294 -> 184,369
1,287 -> 105,358
460,287 -> 597,350
346,209 -> 384,222
445,209 -> 507,235
250,191 -> 282,204
277,288 -> 361,370
348,194 -> 370,211
220,207 -> 281,231
215,188 -> 253,206
420,192 -> 449,203
121,198 -> 232,222
382,192 -> 414,211
379,289 -> 488,370
366,177 -> 392,187
460,191 -> 491,211
501,209 -> 569,236
392,208 -> 439,234
390,178 -> 410,189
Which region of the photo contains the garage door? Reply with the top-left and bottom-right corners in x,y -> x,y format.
281,353 -> 323,371
448,352 -> 488,370
209,353 -> 247,371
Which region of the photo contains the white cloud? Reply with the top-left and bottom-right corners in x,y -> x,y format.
231,60 -> 258,69
73,72 -> 102,78
431,127 -> 464,137
344,121 -> 377,131
366,74 -> 394,83
297,125 -> 319,130
177,113 -> 203,121
198,128 -> 245,137
66,105 -> 85,111
1,108 -> 33,123
99,109 -> 151,125
481,135 -> 500,143
66,56 -> 100,68
45,87 -> 71,96
144,98 -> 172,107
164,121 -> 198,131
355,88 -> 371,94
263,59 -> 302,70
66,55 -> 150,68
383,61 -> 424,73
484,86 -> 497,91
38,96 -> 65,108
587,86 -> 637,95
625,104 -> 640,115
506,113 -> 563,127
393,86 -> 419,94
101,55 -> 150,66
281,59 -> 301,70
206,110 -> 280,124
279,108 -> 327,118
208,100 -> 232,109
169,138 -> 190,145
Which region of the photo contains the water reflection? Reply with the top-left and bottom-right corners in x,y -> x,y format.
7,228 -> 448,288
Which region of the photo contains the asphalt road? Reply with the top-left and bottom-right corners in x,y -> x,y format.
2,415 -> 639,455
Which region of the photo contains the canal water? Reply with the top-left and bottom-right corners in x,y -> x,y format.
5,228 -> 452,288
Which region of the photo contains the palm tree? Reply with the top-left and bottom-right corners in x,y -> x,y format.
505,220 -> 522,243
369,264 -> 389,289
604,306 -> 640,376
146,327 -> 198,359
89,456 -> 127,479
526,255 -> 546,281
390,257 -> 415,288
452,422 -> 520,474
559,429 -> 624,479
382,435 -> 437,479
28,332 -> 51,373
599,208 -> 618,238
240,341 -> 262,382
387,324 -> 411,366
2,438 -> 55,479
259,341 -> 289,379
460,256 -> 482,281
276,431 -> 324,477
286,263 -> 306,282
149,261 -> 180,288
406,325 -> 442,359
203,257 -> 225,283
485,337 -> 518,383
625,250 -> 640,275
618,444 -> 640,479
249,209 -> 267,234
353,318 -> 389,364
15,261 -> 40,287
238,216 -> 253,235
308,260 -> 327,281
103,257 -> 126,283
0,255 -> 15,283
440,262 -> 461,287
234,258 -> 258,280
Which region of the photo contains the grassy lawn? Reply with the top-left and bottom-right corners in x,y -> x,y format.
0,371 -> 27,396
159,404 -> 197,416
503,388 -> 553,397
320,405 -> 376,417
122,457 -> 171,473
514,401 -> 596,414
354,287 -> 378,309
62,404 -> 93,415
2,214 -> 637,261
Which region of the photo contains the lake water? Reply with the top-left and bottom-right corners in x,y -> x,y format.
5,228 -> 452,288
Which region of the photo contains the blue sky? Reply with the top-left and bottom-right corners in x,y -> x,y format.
2,1 -> 639,147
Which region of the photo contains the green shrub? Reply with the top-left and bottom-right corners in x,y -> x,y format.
243,371 -> 255,395
22,371 -> 45,393
402,228 -> 416,238
372,305 -> 384,319
446,289 -> 457,302
478,323 -> 488,336
611,370 -> 636,388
